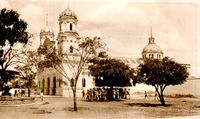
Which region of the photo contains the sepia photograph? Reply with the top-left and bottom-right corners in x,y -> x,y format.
0,0 -> 200,119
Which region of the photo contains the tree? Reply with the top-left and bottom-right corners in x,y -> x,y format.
38,36 -> 105,111
0,70 -> 19,95
137,57 -> 189,105
0,8 -> 29,93
88,56 -> 135,100
15,49 -> 39,97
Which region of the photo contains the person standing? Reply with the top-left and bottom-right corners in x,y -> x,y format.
40,91 -> 44,102
82,89 -> 85,99
144,91 -> 148,100
155,91 -> 158,100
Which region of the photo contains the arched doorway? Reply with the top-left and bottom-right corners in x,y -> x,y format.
47,77 -> 50,95
42,78 -> 45,92
52,77 -> 56,95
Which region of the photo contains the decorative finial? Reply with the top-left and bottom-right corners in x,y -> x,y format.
149,27 -> 155,44
67,0 -> 69,8
46,13 -> 48,26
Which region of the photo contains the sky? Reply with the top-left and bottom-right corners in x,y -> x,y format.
0,0 -> 200,77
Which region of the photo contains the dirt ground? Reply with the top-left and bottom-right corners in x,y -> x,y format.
0,95 -> 199,119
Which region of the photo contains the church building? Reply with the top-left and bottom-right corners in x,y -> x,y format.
37,5 -> 188,96
37,7 -> 95,96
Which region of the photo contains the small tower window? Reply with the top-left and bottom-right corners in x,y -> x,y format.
70,23 -> 73,31
149,54 -> 151,58
58,79 -> 61,88
157,54 -> 160,59
70,45 -> 73,53
82,78 -> 86,87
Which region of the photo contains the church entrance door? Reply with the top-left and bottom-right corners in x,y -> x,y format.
52,77 -> 56,95
47,78 -> 50,95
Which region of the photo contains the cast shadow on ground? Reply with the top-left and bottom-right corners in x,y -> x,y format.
82,99 -> 125,102
32,109 -> 52,114
125,103 -> 171,107
64,107 -> 90,112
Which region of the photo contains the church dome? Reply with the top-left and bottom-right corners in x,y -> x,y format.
59,8 -> 77,19
141,31 -> 163,59
142,43 -> 163,54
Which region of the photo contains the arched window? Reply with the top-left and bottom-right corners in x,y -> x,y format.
70,45 -> 73,53
82,78 -> 86,87
58,78 -> 61,88
70,23 -> 73,31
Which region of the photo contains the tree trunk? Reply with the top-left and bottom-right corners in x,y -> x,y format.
28,87 -> 31,97
1,68 -> 10,96
72,88 -> 77,111
1,68 -> 6,84
110,86 -> 114,100
27,79 -> 31,97
155,85 -> 166,106
160,90 -> 165,105
0,68 -> 5,90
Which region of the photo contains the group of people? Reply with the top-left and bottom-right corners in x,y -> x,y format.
14,89 -> 26,97
144,91 -> 159,100
82,87 -> 130,101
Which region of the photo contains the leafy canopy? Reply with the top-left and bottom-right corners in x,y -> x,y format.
137,57 -> 189,105
0,8 -> 28,46
15,50 -> 39,88
37,36 -> 105,111
138,57 -> 189,86
0,8 -> 29,88
89,57 -> 135,87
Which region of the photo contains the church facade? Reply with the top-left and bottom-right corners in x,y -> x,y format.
37,7 -> 96,96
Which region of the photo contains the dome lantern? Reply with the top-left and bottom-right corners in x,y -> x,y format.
142,28 -> 163,59
40,14 -> 54,34
40,14 -> 54,45
59,8 -> 77,20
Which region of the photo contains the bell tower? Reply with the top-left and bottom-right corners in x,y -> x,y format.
57,5 -> 79,56
58,8 -> 78,33
40,14 -> 54,45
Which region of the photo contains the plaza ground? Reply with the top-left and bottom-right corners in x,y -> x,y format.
0,94 -> 199,119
